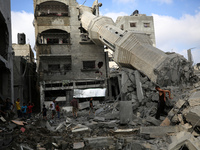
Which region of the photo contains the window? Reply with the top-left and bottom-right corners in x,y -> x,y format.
63,64 -> 71,71
83,61 -> 95,69
48,64 -> 60,71
144,23 -> 150,28
130,22 -> 136,27
37,1 -> 69,17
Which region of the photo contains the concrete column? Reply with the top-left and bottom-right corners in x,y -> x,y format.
40,82 -> 45,111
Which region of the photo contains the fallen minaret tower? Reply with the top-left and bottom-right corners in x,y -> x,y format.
79,6 -> 193,86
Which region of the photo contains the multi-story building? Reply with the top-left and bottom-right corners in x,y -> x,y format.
0,0 -> 14,102
33,0 -> 109,108
116,10 -> 156,47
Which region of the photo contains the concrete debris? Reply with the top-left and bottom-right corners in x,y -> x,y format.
72,124 -> 89,132
84,136 -> 114,148
140,126 -> 184,138
11,120 -> 26,126
184,105 -> 200,127
119,101 -> 133,124
188,91 -> 200,106
168,131 -> 200,150
73,142 -> 85,149
135,70 -> 144,103
20,127 -> 26,133
114,128 -> 139,133
0,64 -> 199,150
0,116 -> 6,122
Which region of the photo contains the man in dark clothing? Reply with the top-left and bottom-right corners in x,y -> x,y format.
89,98 -> 95,115
71,97 -> 79,118
5,98 -> 14,118
155,86 -> 172,119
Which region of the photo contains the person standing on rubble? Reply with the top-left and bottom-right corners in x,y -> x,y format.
15,98 -> 22,118
155,86 -> 172,119
55,102 -> 60,119
21,103 -> 27,119
42,104 -> 47,120
27,102 -> 34,119
50,100 -> 56,119
71,97 -> 79,118
89,98 -> 95,115
5,98 -> 14,118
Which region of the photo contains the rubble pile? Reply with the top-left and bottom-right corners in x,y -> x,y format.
1,70 -> 200,149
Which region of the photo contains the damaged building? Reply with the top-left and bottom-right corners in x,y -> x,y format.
33,0 -> 110,108
0,0 -> 14,102
12,34 -> 39,110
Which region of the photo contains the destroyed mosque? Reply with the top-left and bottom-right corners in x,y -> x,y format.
0,0 -> 200,149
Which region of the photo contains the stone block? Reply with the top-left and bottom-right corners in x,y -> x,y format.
119,101 -> 133,124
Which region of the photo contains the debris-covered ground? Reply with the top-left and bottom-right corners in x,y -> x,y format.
1,69 -> 200,150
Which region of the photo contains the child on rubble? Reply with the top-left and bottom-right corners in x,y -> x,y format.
42,104 -> 47,120
21,103 -> 27,119
56,102 -> 60,119
27,102 -> 34,119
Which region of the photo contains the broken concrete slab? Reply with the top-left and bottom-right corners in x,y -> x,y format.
135,70 -> 144,102
95,108 -> 104,116
84,136 -> 114,148
188,91 -> 200,107
72,124 -> 89,133
119,101 -> 132,124
11,120 -> 26,126
140,126 -> 184,138
73,142 -> 84,149
0,116 -> 6,122
56,122 -> 66,131
114,128 -> 139,133
93,116 -> 105,122
146,116 -> 161,126
168,131 -> 200,150
185,105 -> 200,127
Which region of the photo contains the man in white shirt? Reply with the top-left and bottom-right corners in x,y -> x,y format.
50,100 -> 56,119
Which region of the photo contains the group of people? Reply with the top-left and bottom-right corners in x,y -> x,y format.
15,98 -> 34,119
42,100 -> 60,120
0,98 -> 34,119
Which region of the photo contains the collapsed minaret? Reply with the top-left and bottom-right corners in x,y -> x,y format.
79,5 -> 193,86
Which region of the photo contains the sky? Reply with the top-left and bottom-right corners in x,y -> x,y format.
10,0 -> 200,64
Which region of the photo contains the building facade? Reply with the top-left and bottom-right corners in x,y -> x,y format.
116,11 -> 156,47
0,0 -> 14,102
13,43 -> 39,109
33,0 -> 109,108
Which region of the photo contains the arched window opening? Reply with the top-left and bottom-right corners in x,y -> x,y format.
36,1 -> 69,17
38,29 -> 70,45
